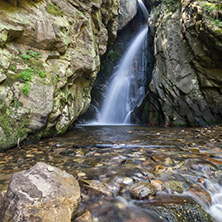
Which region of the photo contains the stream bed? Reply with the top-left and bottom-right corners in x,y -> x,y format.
1,125 -> 222,221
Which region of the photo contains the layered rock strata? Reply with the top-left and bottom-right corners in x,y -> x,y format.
0,0 -> 137,150
143,0 -> 222,126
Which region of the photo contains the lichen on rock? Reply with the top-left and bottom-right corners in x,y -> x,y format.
140,0 -> 222,126
0,0 -> 136,150
1,162 -> 81,222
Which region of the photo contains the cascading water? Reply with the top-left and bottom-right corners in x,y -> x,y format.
98,27 -> 148,124
97,1 -> 149,125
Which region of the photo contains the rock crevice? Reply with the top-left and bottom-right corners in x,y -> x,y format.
142,0 -> 222,126
0,0 -> 137,150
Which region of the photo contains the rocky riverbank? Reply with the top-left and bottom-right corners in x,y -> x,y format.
0,124 -> 222,221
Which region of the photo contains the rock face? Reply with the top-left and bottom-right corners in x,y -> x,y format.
1,162 -> 81,222
117,0 -> 137,30
142,0 -> 222,126
0,0 -> 137,150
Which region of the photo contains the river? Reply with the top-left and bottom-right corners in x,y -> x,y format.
0,125 -> 222,221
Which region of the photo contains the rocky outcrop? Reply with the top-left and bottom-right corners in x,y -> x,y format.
1,162 -> 81,222
142,0 -> 222,126
0,0 -> 138,150
117,0 -> 137,30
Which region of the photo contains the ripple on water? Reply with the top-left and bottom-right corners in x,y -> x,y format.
0,125 -> 222,221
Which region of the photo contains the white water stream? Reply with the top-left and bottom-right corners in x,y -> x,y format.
97,0 -> 149,125
98,26 -> 148,124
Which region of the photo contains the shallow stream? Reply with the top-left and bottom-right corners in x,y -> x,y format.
1,125 -> 222,221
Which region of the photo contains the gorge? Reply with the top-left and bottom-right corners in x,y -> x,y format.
0,0 -> 222,221
0,0 -> 222,148
97,4 -> 148,124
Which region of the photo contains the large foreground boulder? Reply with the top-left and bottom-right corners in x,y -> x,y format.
1,162 -> 81,222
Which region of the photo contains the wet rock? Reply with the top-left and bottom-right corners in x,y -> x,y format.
79,179 -> 114,196
117,0 -> 137,30
186,159 -> 219,174
154,165 -> 166,175
75,210 -> 93,222
122,177 -> 134,185
1,162 -> 81,222
138,193 -> 212,222
151,180 -> 163,191
130,181 -> 156,200
188,184 -> 212,206
164,180 -> 185,194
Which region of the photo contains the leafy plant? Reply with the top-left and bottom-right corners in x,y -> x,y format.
22,54 -> 31,61
14,98 -> 19,108
18,68 -> 34,82
26,50 -> 41,59
22,82 -> 31,96
11,65 -> 16,72
38,70 -> 46,78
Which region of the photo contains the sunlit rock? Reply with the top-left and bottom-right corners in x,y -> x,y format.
130,181 -> 156,199
1,162 -> 81,222
0,0 -> 136,150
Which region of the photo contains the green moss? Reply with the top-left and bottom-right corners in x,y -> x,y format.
46,3 -> 64,17
0,102 -> 30,150
0,111 -> 11,137
163,0 -> 180,13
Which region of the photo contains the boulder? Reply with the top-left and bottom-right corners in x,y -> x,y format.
1,162 -> 81,222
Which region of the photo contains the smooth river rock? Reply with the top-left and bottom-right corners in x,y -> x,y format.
130,181 -> 156,200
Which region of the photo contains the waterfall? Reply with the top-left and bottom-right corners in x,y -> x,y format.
96,0 -> 149,125
138,0 -> 149,20
98,26 -> 148,124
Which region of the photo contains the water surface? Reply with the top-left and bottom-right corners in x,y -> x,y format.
1,125 -> 222,221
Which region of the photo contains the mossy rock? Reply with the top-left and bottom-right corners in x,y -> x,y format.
137,194 -> 213,222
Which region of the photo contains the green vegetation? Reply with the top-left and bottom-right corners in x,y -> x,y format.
14,98 -> 19,108
21,50 -> 41,61
18,68 -> 33,96
108,49 -> 121,61
199,1 -> 222,22
211,18 -> 222,28
18,68 -> 34,82
0,105 -> 11,137
163,0 -> 180,13
22,82 -> 31,96
46,3 -> 64,16
14,50 -> 47,95
21,54 -> 31,61
26,50 -> 41,59
38,70 -> 46,78
11,64 -> 16,72
0,104 -> 29,150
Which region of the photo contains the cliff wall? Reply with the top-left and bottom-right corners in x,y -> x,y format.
0,0 -> 137,150
142,0 -> 222,126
